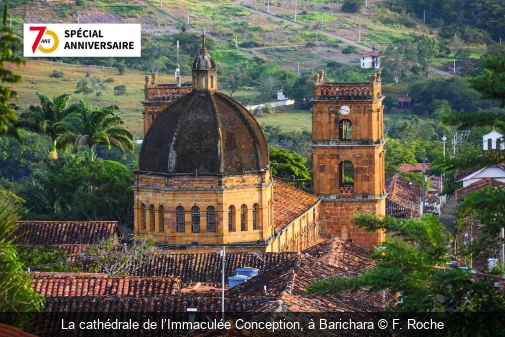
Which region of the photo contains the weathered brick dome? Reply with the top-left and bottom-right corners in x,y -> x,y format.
138,90 -> 269,175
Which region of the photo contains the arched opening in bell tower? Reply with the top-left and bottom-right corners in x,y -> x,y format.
339,119 -> 353,140
338,160 -> 355,198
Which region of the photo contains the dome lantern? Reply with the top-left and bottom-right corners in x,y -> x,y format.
192,30 -> 217,92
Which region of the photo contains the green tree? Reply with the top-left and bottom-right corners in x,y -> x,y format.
113,85 -> 127,98
17,92 -> 72,158
469,56 -> 505,107
382,44 -> 408,85
284,75 -> 313,108
341,45 -> 359,54
384,138 -> 417,177
79,236 -> 156,276
0,199 -> 45,328
75,78 -> 93,96
341,0 -> 364,13
307,213 -> 505,314
223,69 -> 245,98
117,63 -> 126,75
18,244 -> 77,272
49,70 -> 64,79
269,146 -> 311,179
55,101 -> 134,161
0,5 -> 24,138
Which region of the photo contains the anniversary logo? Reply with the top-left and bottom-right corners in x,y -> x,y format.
23,24 -> 141,57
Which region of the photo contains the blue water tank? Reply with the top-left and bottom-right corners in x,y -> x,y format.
228,275 -> 249,288
235,267 -> 259,277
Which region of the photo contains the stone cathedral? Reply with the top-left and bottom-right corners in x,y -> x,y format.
134,35 -> 384,252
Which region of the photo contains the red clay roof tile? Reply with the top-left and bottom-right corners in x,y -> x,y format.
14,221 -> 120,245
455,178 -> 505,201
273,179 -> 320,230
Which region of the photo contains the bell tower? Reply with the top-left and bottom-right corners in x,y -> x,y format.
311,70 -> 386,248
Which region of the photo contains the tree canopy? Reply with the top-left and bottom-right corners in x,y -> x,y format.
0,5 -> 24,139
269,146 -> 311,180
55,101 -> 134,161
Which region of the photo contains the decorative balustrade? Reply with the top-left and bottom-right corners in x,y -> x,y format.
339,186 -> 354,198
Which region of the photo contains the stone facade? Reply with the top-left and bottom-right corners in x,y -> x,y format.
311,70 -> 386,248
134,170 -> 274,249
135,36 -> 320,253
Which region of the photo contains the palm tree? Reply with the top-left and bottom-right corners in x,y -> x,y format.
17,92 -> 72,158
55,101 -> 134,161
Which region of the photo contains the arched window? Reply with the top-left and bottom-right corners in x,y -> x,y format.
211,76 -> 214,89
488,138 -> 493,150
158,205 -> 164,232
192,206 -> 200,233
176,206 -> 185,233
339,160 -> 354,187
207,206 -> 216,232
140,203 -> 146,230
149,204 -> 155,231
228,206 -> 235,232
339,119 -> 352,140
241,205 -> 247,231
252,204 -> 259,230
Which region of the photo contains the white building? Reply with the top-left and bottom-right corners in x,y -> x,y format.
456,130 -> 505,188
482,130 -> 504,150
360,48 -> 380,69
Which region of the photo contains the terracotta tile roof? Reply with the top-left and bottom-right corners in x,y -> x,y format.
398,163 -> 431,173
455,178 -> 505,201
31,273 -> 180,297
0,323 -> 36,337
386,175 -> 422,219
226,253 -> 387,312
361,50 -> 380,58
273,179 -> 320,230
14,221 -> 120,245
42,295 -> 268,313
392,93 -> 411,102
302,236 -> 374,274
131,252 -> 295,283
454,168 -> 481,181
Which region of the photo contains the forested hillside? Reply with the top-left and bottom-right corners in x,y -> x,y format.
382,0 -> 505,42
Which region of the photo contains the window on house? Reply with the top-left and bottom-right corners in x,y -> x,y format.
253,204 -> 258,230
228,206 -> 235,232
207,206 -> 216,232
176,206 -> 185,232
241,205 -> 247,231
192,206 -> 200,233
339,119 -> 353,140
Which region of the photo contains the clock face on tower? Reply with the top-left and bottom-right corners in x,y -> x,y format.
340,105 -> 350,115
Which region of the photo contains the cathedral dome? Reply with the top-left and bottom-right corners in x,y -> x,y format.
138,90 -> 269,175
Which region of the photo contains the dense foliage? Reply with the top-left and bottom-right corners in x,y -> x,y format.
0,5 -> 24,139
0,199 -> 45,329
269,146 -> 311,180
382,0 -> 505,42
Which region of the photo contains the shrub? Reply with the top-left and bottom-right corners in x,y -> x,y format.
118,64 -> 126,75
342,45 -> 359,54
49,70 -> 64,78
341,0 -> 364,13
75,0 -> 86,6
